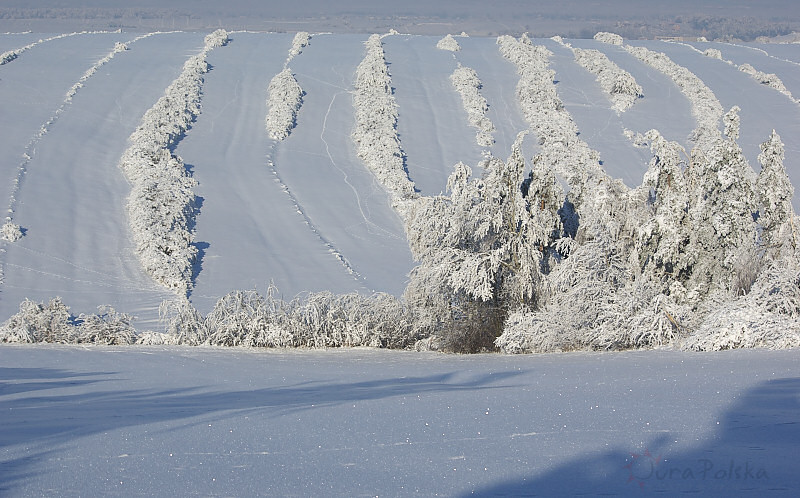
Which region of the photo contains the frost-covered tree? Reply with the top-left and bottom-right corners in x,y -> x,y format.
406,133 -> 558,351
1,221 -> 23,242
756,130 -> 796,251
685,108 -> 758,296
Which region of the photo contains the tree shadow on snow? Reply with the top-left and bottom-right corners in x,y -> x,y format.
468,377 -> 800,496
0,366 -> 525,491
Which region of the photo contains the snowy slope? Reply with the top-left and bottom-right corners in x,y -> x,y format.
1,345 -> 798,496
0,31 -> 800,328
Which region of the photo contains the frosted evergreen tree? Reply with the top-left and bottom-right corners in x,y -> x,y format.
406,133 -> 555,351
756,130 -> 796,251
686,107 -> 758,296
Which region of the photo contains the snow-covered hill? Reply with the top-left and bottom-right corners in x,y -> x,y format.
0,30 -> 799,347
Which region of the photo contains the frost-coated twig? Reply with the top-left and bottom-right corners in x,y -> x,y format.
352,34 -> 417,218
450,65 -> 495,146
119,29 -> 229,295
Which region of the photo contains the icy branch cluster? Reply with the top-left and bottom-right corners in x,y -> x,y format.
352,34 -> 417,215
450,65 -> 495,146
623,42 -> 723,147
436,34 -> 461,52
119,29 -> 228,294
572,47 -> 643,113
64,39 -> 137,103
266,68 -> 303,140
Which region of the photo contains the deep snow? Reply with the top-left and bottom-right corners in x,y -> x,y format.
1,345 -> 798,496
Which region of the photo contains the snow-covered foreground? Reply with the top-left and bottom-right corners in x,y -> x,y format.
1,345 -> 798,496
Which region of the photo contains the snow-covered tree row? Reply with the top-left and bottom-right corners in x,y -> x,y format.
1,32 -> 161,241
449,65 -> 495,146
265,33 -> 310,141
672,41 -> 797,104
0,30 -> 107,65
615,38 -> 724,148
352,34 -> 417,216
593,32 -> 623,45
118,29 -> 229,294
497,34 -> 611,213
495,119 -> 800,353
555,38 -> 643,114
436,34 -> 461,52
266,68 -> 304,140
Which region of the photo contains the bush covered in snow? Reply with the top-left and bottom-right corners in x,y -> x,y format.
352,34 -> 417,216
436,34 -> 461,52
572,47 -> 643,113
449,65 -> 495,146
119,29 -> 228,294
155,288 -> 426,349
594,32 -> 623,45
0,299 -> 136,345
266,68 -> 304,140
1,221 -> 23,242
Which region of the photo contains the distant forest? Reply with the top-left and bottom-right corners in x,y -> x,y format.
1,2 -> 798,40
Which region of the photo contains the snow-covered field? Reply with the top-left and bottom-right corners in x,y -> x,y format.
2,28 -> 800,496
1,30 -> 799,327
1,344 -> 798,496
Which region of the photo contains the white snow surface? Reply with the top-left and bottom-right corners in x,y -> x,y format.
1,344 -> 798,496
0,31 -> 799,327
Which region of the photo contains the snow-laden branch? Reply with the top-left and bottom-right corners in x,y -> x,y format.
266,68 -> 303,140
119,29 -> 229,294
352,34 -> 417,217
450,65 -> 495,146
619,37 -> 723,148
569,45 -> 643,114
436,34 -> 461,52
